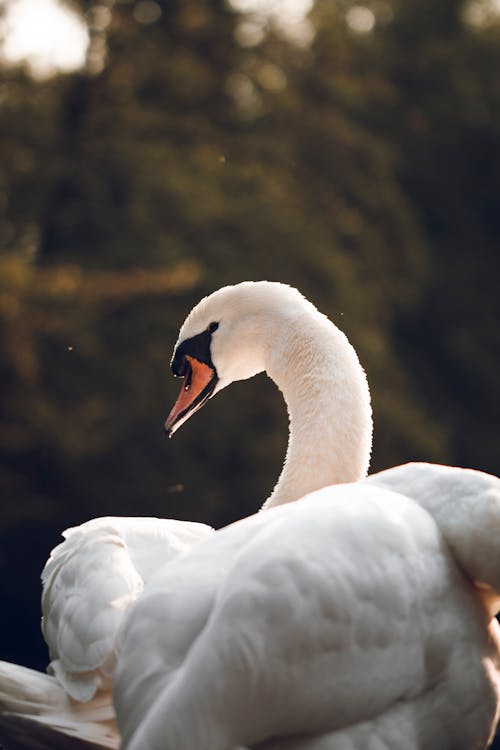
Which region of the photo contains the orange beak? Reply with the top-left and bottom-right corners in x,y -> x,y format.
164,355 -> 218,437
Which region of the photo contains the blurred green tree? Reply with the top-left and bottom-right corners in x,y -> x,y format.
0,1 -> 498,704
364,0 -> 500,472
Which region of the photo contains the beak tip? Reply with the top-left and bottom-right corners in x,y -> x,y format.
163,358 -> 217,442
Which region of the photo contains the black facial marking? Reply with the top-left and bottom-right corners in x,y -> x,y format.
171,327 -> 218,376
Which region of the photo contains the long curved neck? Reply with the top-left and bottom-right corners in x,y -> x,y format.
261,312 -> 372,510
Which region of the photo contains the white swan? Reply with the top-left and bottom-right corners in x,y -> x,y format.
113,281 -> 500,750
0,518 -> 213,749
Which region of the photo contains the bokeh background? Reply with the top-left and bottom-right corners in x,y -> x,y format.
0,0 -> 499,733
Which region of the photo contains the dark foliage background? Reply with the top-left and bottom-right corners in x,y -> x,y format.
0,0 -> 499,740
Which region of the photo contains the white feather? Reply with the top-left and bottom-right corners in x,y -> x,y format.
0,517 -> 213,748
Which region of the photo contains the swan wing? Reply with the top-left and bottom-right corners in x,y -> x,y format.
367,462 -> 500,613
41,516 -> 213,701
115,485 -> 498,750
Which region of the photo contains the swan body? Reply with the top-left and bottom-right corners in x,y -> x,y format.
0,516 -> 213,749
116,477 -> 500,750
112,281 -> 500,749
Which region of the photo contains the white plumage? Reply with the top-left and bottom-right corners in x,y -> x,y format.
41,516 -> 213,702
0,517 -> 213,748
112,282 -> 500,750
0,660 -> 117,750
116,475 -> 500,750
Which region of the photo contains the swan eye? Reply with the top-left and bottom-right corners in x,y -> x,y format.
208,322 -> 219,334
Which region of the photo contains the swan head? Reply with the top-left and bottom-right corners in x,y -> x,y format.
164,281 -> 311,436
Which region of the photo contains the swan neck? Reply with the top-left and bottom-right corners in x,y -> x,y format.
261,317 -> 372,510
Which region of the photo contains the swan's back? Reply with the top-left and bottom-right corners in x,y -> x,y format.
115,483 -> 500,750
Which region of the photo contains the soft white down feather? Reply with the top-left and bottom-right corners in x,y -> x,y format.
112,281 -> 500,750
